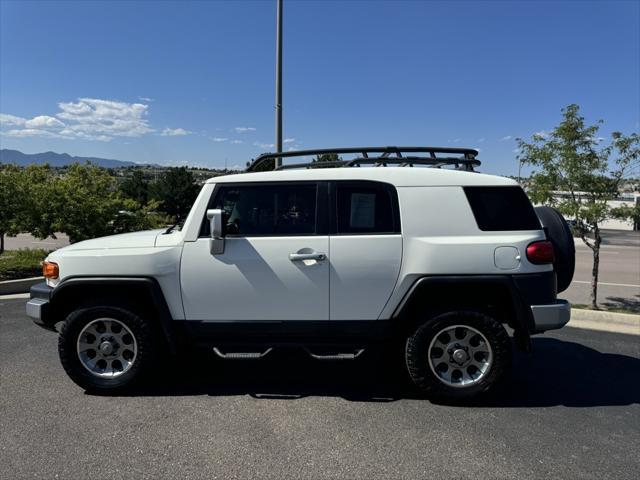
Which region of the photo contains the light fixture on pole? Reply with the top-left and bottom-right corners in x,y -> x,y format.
275,0 -> 283,169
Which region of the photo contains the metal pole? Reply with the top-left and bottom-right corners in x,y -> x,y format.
275,0 -> 283,169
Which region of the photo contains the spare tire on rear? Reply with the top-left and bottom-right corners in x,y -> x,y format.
534,206 -> 575,293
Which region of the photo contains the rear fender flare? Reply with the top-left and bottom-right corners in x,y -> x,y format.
391,275 -> 533,351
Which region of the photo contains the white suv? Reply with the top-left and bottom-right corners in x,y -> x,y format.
26,147 -> 574,400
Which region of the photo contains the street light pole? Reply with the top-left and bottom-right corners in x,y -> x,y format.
275,0 -> 283,169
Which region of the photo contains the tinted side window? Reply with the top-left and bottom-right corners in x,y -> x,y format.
210,184 -> 318,236
464,186 -> 541,231
335,182 -> 399,234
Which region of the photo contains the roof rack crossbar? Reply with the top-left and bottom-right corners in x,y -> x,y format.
246,146 -> 480,172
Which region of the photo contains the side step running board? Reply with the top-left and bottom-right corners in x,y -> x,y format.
213,347 -> 273,360
305,348 -> 365,361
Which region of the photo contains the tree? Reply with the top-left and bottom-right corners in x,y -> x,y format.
150,167 -> 199,220
12,164 -> 57,240
517,104 -> 639,308
312,153 -> 342,167
46,163 -> 124,243
120,169 -> 149,204
0,165 -> 23,254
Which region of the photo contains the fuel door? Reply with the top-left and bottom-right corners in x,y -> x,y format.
494,246 -> 521,270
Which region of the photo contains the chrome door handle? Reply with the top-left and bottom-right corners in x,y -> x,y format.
289,252 -> 326,262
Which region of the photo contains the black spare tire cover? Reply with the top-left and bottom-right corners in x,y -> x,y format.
534,206 -> 575,293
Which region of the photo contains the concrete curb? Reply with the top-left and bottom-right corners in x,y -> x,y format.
0,277 -> 43,295
569,308 -> 640,335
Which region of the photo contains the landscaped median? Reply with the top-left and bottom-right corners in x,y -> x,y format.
0,249 -> 47,295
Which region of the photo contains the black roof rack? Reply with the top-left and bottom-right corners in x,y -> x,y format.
245,146 -> 480,172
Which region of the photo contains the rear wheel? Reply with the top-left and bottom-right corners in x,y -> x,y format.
405,311 -> 511,399
59,306 -> 157,392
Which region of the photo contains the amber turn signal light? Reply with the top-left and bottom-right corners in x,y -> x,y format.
42,261 -> 59,279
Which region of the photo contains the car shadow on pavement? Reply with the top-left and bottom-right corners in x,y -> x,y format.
115,338 -> 640,408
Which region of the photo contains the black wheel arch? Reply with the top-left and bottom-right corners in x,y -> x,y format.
49,276 -> 176,354
391,275 -> 535,351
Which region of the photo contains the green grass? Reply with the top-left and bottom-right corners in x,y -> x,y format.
0,249 -> 48,281
571,303 -> 639,315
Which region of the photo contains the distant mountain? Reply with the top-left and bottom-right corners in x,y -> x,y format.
0,149 -> 138,168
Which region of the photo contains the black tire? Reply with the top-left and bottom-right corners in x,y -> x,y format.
535,206 -> 575,293
58,306 -> 157,393
405,311 -> 512,400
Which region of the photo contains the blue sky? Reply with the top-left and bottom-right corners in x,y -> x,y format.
1,0 -> 638,174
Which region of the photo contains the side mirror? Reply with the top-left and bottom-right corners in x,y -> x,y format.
206,209 -> 224,255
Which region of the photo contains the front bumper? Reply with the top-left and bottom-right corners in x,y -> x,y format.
530,299 -> 571,333
26,282 -> 56,331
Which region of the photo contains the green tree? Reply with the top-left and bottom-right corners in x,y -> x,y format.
48,163 -> 123,243
313,153 -> 342,167
13,164 -> 57,240
150,167 -> 199,220
120,169 -> 149,204
517,104 -> 639,308
0,165 -> 23,254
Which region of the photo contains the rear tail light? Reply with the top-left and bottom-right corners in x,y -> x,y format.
42,261 -> 59,279
526,240 -> 555,264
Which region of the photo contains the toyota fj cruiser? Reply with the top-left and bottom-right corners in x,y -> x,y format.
27,146 -> 575,399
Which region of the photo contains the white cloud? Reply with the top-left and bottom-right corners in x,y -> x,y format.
210,137 -> 228,142
235,127 -> 256,133
1,98 -> 165,141
3,128 -> 69,139
284,137 -> 295,143
453,138 -> 461,143
0,113 -> 26,127
477,138 -> 485,143
533,131 -> 548,139
501,135 -> 513,141
139,97 -> 154,102
25,115 -> 65,129
160,127 -> 190,136
254,141 -> 275,149
231,139 -> 243,144
56,98 -> 154,139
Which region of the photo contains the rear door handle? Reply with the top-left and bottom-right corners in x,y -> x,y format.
289,252 -> 326,262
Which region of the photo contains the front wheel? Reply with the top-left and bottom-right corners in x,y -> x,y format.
58,306 -> 157,392
405,311 -> 512,400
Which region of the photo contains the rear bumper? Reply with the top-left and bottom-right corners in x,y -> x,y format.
26,282 -> 56,331
530,300 -> 571,333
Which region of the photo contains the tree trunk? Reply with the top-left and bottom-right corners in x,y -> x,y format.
590,225 -> 602,309
0,232 -> 4,255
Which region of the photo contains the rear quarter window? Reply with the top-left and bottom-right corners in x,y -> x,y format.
463,186 -> 541,231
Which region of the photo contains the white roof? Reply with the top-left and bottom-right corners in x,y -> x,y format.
206,167 -> 517,187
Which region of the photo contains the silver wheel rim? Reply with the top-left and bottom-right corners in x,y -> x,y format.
427,324 -> 493,388
76,318 -> 138,378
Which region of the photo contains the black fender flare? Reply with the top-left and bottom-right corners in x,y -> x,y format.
50,276 -> 176,354
391,275 -> 534,351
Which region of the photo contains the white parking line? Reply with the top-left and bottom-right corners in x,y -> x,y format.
573,280 -> 640,288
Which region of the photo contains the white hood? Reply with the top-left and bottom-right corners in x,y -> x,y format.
55,229 -> 166,252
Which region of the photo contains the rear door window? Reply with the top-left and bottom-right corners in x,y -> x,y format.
464,186 -> 541,231
334,182 -> 400,234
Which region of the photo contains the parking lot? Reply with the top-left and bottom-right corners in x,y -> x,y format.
1,297 -> 638,479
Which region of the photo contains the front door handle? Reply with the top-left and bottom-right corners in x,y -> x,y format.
289,252 -> 326,262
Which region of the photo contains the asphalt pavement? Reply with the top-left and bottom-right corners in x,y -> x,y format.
561,240 -> 640,310
1,298 -> 638,479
